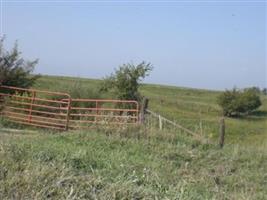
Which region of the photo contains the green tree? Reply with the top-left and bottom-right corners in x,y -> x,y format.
217,87 -> 262,117
0,37 -> 40,94
101,61 -> 153,101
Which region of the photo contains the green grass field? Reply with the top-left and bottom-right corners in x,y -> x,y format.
34,75 -> 267,144
0,75 -> 266,199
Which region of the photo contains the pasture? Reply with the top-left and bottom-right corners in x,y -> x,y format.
35,75 -> 267,144
0,75 -> 266,199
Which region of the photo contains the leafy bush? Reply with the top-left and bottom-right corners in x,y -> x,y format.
0,37 -> 40,94
217,88 -> 262,117
101,61 -> 153,102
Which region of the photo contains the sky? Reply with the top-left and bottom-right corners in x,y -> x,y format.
1,0 -> 266,90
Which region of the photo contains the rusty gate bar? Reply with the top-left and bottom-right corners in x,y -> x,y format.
0,85 -> 140,130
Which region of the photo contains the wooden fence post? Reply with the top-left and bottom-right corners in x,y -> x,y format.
140,97 -> 149,124
219,117 -> 225,148
159,115 -> 162,130
65,97 -> 72,131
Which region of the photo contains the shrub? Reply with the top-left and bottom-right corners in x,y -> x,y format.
100,61 -> 153,102
217,88 -> 262,117
0,37 -> 40,94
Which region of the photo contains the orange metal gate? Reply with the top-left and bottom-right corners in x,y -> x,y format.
0,85 -> 139,130
0,85 -> 71,130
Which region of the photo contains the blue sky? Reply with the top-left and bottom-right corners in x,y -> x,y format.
1,1 -> 266,90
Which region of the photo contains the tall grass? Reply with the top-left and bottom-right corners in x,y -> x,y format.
0,127 -> 266,199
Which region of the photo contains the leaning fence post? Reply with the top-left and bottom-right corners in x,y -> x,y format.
140,97 -> 149,124
219,117 -> 225,148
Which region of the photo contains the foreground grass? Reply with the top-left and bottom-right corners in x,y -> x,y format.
0,128 -> 266,199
